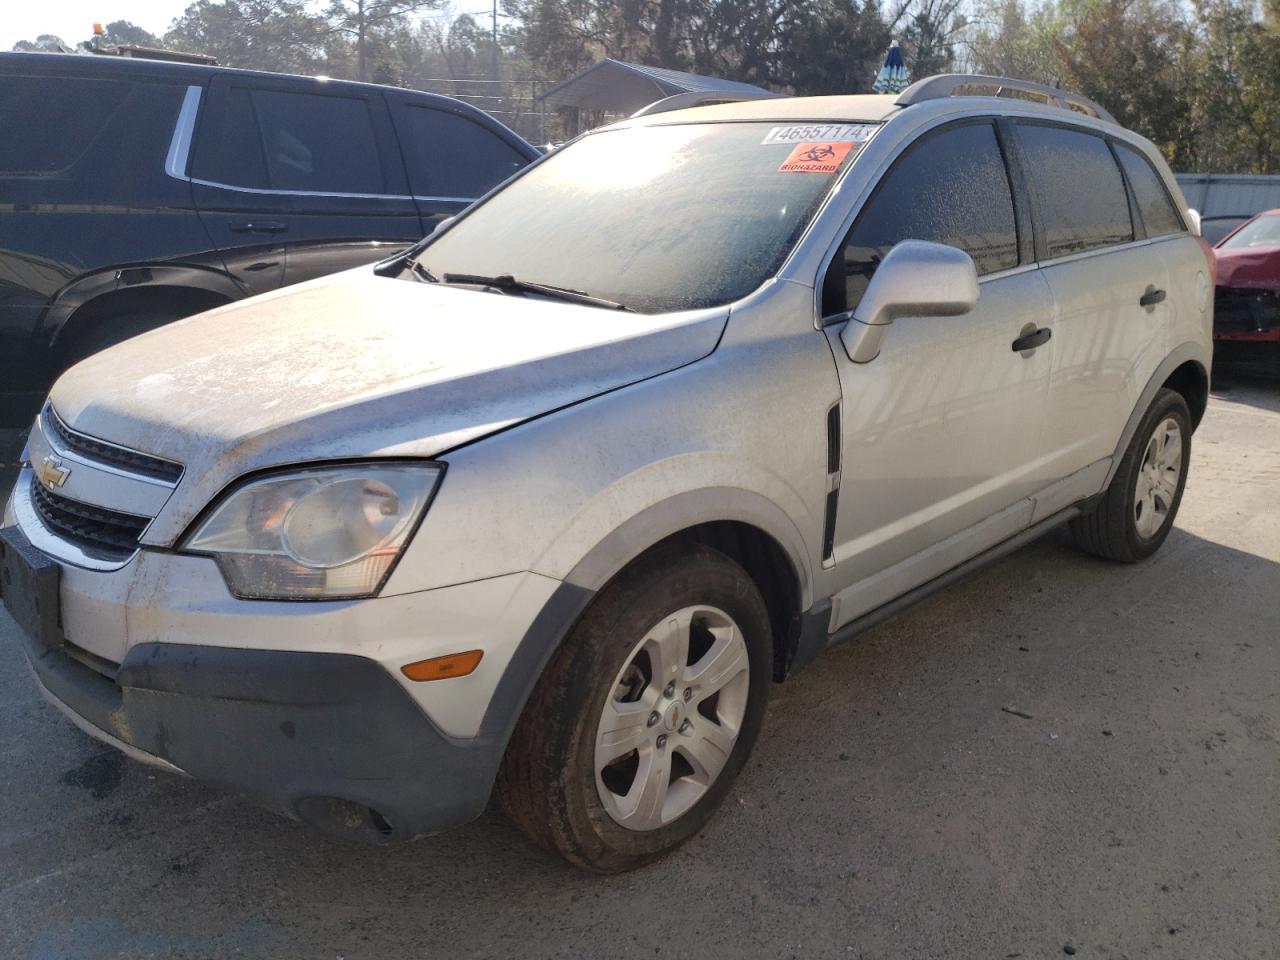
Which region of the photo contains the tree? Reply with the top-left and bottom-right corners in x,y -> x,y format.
166,0 -> 334,73
11,35 -> 72,53
325,0 -> 439,81
101,20 -> 163,47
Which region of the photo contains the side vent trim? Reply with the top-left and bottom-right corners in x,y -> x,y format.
822,403 -> 841,564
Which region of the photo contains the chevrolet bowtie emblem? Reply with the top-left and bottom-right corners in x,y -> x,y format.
36,454 -> 71,489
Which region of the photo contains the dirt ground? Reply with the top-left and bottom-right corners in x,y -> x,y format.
1,360 -> 1276,960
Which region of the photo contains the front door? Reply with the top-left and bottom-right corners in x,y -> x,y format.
819,119 -> 1055,626
189,75 -> 423,293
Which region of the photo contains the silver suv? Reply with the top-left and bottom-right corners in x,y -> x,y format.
1,75 -> 1213,872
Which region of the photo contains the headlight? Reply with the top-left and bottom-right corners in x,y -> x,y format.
183,463 -> 443,600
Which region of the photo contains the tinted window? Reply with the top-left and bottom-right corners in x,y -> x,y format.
398,106 -> 528,198
193,86 -> 384,193
192,86 -> 269,188
1115,143 -> 1184,237
251,90 -> 383,193
0,77 -> 131,174
833,121 -> 1019,311
1018,124 -> 1132,257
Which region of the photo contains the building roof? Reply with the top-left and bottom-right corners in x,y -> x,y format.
536,58 -> 773,113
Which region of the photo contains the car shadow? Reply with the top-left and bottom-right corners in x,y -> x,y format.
1212,350 -> 1280,413
4,524 -> 1278,958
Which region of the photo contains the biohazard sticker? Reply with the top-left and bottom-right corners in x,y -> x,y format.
778,141 -> 855,173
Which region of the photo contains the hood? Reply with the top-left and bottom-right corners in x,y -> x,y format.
50,268 -> 727,541
1214,244 -> 1280,289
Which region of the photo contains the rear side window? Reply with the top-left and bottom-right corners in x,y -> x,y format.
1017,124 -> 1133,257
832,121 -> 1019,311
0,76 -> 131,175
193,86 -> 385,194
1114,143 -> 1185,237
396,106 -> 528,198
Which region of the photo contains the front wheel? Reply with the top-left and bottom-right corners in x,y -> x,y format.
1070,387 -> 1192,562
498,543 -> 772,872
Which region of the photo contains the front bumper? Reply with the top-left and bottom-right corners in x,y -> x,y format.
1214,285 -> 1280,341
3,480 -> 566,842
20,624 -> 502,841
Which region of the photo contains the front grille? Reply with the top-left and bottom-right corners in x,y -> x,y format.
1215,286 -> 1280,334
29,475 -> 149,561
43,405 -> 183,483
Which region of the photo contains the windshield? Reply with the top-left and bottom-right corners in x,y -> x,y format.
415,121 -> 878,313
1220,213 -> 1280,250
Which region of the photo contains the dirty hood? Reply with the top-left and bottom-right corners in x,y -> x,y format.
49,269 -> 727,542
1214,244 -> 1280,289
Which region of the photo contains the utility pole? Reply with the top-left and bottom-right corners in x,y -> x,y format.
490,0 -> 499,81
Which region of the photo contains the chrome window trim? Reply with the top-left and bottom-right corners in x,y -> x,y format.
187,176 -> 475,204
164,85 -> 203,181
164,82 -> 476,203
12,468 -> 138,572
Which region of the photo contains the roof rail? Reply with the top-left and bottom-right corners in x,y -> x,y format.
895,74 -> 1117,125
630,89 -> 780,118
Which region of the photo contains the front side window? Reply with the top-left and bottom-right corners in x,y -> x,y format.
1018,123 -> 1132,258
193,86 -> 384,194
397,106 -> 529,199
1114,143 -> 1185,238
829,121 -> 1020,313
416,121 -> 875,313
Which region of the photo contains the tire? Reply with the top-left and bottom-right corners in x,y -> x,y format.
498,543 -> 772,872
1069,387 -> 1192,562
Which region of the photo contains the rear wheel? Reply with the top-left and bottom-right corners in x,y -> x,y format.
1070,387 -> 1192,562
498,543 -> 772,872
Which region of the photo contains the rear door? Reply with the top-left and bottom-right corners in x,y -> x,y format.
1012,122 -> 1171,508
386,92 -> 535,230
189,75 -> 422,291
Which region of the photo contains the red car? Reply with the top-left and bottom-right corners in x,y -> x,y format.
1213,209 -> 1280,343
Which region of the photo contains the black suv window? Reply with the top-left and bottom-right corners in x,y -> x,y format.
193,86 -> 385,194
1114,143 -> 1185,238
396,106 -> 528,199
829,121 -> 1019,313
0,76 -> 131,174
1017,124 -> 1133,257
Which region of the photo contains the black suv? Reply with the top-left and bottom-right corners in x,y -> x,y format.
0,52 -> 539,424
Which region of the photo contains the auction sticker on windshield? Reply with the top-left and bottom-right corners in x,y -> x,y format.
778,141 -> 856,173
761,124 -> 879,144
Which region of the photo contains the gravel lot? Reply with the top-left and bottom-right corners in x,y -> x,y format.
1,361 -> 1276,960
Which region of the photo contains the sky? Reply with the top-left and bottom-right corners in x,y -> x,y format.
2,0 -> 189,51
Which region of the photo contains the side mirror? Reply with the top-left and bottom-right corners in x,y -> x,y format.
1186,208 -> 1202,237
838,240 -> 979,363
431,216 -> 455,236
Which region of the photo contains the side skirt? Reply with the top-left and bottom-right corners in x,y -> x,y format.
788,503 -> 1086,675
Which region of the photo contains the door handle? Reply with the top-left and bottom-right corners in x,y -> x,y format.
1011,327 -> 1052,352
229,221 -> 287,234
1139,286 -> 1166,308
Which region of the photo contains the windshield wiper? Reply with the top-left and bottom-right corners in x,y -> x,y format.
441,273 -> 629,311
408,259 -> 438,284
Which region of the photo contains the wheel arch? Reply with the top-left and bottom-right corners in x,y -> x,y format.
1104,342 -> 1210,489
477,490 -> 817,752
42,265 -> 244,355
